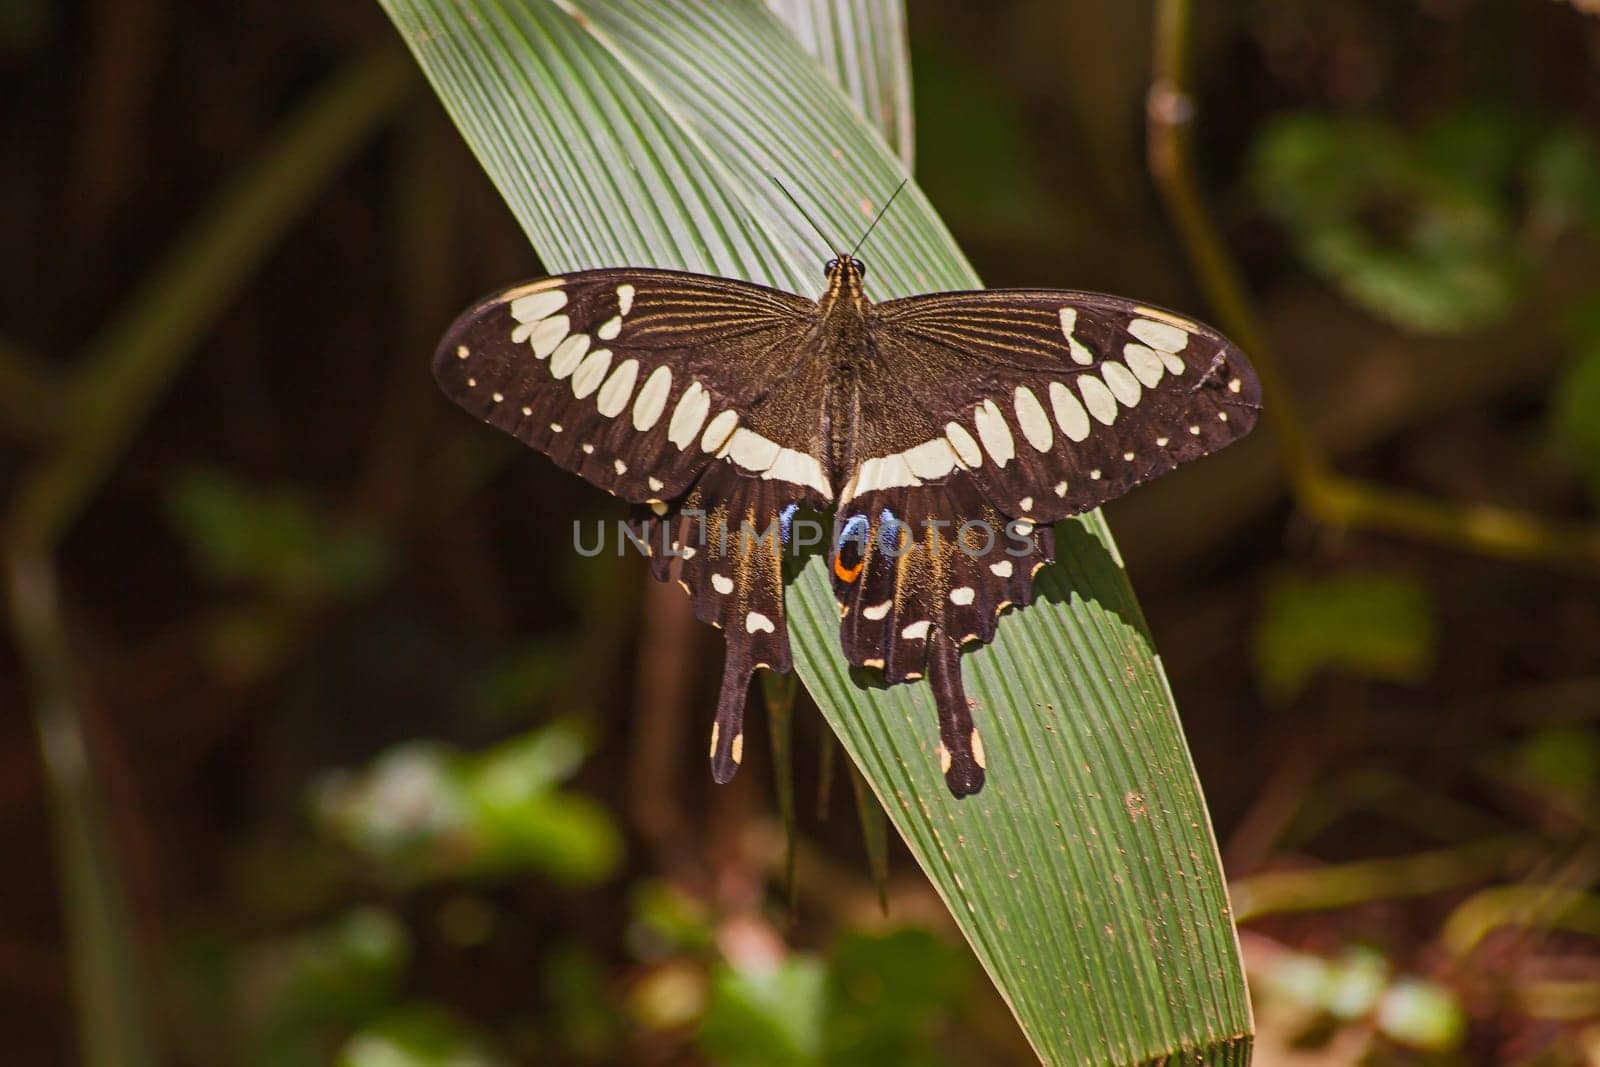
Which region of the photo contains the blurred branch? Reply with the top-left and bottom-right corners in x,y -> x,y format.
1230,837 -> 1535,923
1147,0 -> 1600,570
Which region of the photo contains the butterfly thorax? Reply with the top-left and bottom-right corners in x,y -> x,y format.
815,254 -> 875,475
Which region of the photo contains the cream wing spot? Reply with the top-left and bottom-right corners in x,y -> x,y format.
1129,317 -> 1190,353
990,560 -> 1013,578
945,423 -> 983,468
901,620 -> 931,641
529,314 -> 570,359
1054,480 -> 1069,497
904,437 -> 960,480
616,284 -> 635,315
648,477 -> 664,492
455,345 -> 469,360
863,601 -> 892,621
632,365 -> 672,431
745,611 -> 775,634
949,587 -> 976,606
510,289 -> 567,323
1059,307 -> 1094,365
570,349 -> 613,399
1013,386 -> 1054,452
1079,375 -> 1119,425
700,409 -> 739,453
595,358 -> 638,417
1049,382 -> 1091,442
597,315 -> 622,340
1124,344 -> 1166,388
973,399 -> 1016,466
668,382 -> 711,450
1102,361 -> 1143,407
549,333 -> 590,379
614,459 -> 628,475
727,428 -> 780,473
711,574 -> 734,595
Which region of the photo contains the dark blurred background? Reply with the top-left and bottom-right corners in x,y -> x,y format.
4,1 -> 1600,1064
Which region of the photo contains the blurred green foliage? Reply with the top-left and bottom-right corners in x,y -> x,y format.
1254,945 -> 1465,1054
338,1005 -> 505,1067
167,467 -> 392,598
1253,110 -> 1600,335
1553,298 -> 1600,505
698,930 -> 971,1067
313,722 -> 622,887
1253,570 -> 1435,703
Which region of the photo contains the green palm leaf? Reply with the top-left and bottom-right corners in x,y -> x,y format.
378,1 -> 1250,1062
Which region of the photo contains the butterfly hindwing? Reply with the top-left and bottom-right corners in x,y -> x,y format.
829,486 -> 1055,796
867,290 -> 1261,524
630,466 -> 799,783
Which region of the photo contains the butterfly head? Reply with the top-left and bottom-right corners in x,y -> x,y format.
823,254 -> 867,300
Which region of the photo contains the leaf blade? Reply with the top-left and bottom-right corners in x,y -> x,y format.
379,2 -> 1251,1062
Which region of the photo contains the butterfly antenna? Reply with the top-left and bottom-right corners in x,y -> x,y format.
769,175 -> 840,257
849,178 -> 909,258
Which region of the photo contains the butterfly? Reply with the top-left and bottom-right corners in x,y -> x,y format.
434,214 -> 1260,797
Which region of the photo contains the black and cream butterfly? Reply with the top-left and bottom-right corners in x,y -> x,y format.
435,249 -> 1259,797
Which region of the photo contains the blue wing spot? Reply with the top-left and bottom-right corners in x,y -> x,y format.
839,514 -> 870,547
778,503 -> 800,545
878,509 -> 905,554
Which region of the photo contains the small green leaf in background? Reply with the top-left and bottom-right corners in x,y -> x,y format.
339,1004 -> 506,1067
1511,725 -> 1600,800
166,466 -> 392,598
1253,570 -> 1436,702
245,908 -> 413,1066
700,956 -> 827,1067
1528,125 -> 1600,239
313,722 -> 621,886
823,929 -> 969,1066
1249,945 -> 1465,1055
698,928 -> 970,1067
1252,112 -> 1525,334
1552,298 -> 1600,505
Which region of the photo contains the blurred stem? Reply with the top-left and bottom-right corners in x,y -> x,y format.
1230,837 -> 1533,922
4,45 -> 412,555
761,671 -> 799,910
1442,884 -> 1600,957
5,552 -> 155,1067
1148,0 -> 1600,569
848,762 -> 890,915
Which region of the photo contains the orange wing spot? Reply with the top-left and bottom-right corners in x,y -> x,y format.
833,555 -> 864,583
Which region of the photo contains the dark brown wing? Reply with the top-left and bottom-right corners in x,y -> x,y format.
826,290 -> 1259,796
435,268 -> 833,784
869,290 -> 1260,523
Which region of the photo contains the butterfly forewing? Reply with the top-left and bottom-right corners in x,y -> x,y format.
869,290 -> 1261,524
435,268 -> 828,508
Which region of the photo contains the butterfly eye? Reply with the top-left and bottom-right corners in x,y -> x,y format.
824,258 -> 838,277
854,259 -> 867,279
